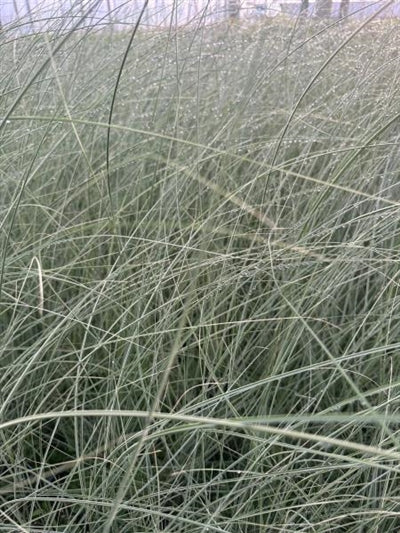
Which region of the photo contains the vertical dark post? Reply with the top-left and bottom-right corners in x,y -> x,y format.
106,0 -> 114,35
25,0 -> 34,33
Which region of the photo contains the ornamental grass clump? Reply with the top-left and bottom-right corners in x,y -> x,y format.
1,3 -> 400,531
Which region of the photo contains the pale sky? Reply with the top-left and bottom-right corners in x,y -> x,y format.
1,0 -> 397,29
1,1 -> 241,27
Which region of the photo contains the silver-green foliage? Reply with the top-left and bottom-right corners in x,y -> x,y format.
1,11 -> 400,533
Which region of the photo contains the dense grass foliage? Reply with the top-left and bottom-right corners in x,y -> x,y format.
1,12 -> 400,532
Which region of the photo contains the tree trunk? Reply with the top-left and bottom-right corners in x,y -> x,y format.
339,0 -> 350,18
315,0 -> 333,18
300,0 -> 310,15
226,0 -> 240,21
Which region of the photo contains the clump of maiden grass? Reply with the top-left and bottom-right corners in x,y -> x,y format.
1,4 -> 400,532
